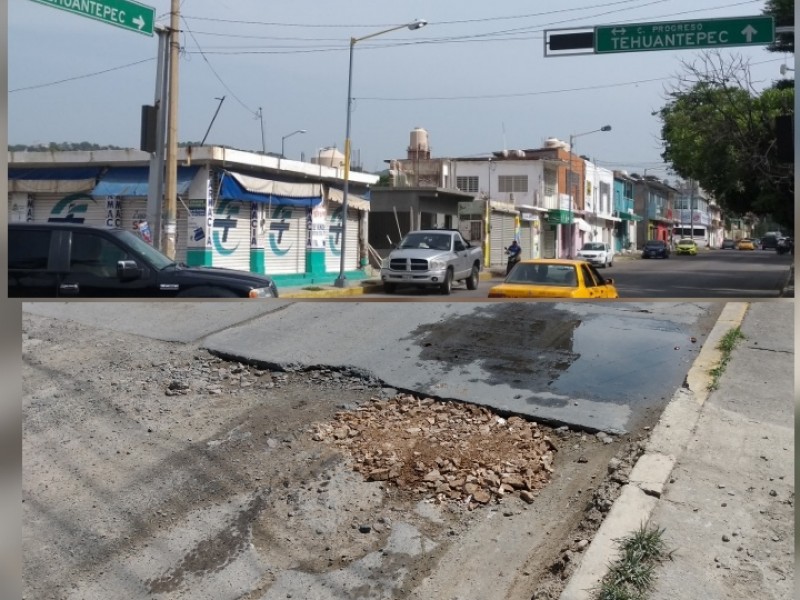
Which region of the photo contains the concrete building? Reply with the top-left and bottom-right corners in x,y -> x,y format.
8,146 -> 378,286
612,171 -> 641,252
631,174 -> 678,246
378,129 -> 650,266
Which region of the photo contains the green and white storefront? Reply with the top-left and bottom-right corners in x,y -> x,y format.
8,148 -> 377,287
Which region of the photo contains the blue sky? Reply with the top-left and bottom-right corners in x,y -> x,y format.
8,0 -> 790,176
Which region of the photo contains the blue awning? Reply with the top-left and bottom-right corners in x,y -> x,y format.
91,166 -> 199,197
218,171 -> 322,207
9,167 -> 104,180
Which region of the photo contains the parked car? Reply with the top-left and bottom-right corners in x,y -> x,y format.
641,240 -> 670,259
721,239 -> 737,250
380,229 -> 482,295
736,238 -> 755,251
9,222 -> 280,298
760,234 -> 779,250
575,242 -> 614,268
487,259 -> 618,299
675,238 -> 698,256
776,237 -> 794,255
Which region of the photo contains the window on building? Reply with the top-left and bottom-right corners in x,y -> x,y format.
456,176 -> 479,193
498,175 -> 528,193
599,182 -> 611,213
543,169 -> 557,198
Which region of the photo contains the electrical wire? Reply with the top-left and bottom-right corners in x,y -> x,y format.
180,15 -> 258,116
355,57 -> 784,102
180,0 -> 660,29
9,58 -> 155,93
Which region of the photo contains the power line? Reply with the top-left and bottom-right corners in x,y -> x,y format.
9,58 -> 155,93
180,0 -> 658,29
177,0 -> 758,52
180,16 -> 258,116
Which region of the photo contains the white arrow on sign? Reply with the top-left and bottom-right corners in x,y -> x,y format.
741,25 -> 758,42
133,14 -> 145,30
612,27 -> 626,35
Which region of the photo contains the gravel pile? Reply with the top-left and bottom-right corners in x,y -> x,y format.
313,394 -> 558,509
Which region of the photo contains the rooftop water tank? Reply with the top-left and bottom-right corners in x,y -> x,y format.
409,127 -> 429,152
311,147 -> 345,167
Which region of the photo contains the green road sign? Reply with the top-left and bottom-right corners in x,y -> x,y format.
30,0 -> 155,36
595,16 -> 774,54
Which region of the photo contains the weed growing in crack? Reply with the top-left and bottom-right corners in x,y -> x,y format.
595,523 -> 673,600
708,327 -> 746,391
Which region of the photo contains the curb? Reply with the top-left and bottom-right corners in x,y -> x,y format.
280,282 -> 383,298
559,302 -> 750,600
280,271 -> 499,298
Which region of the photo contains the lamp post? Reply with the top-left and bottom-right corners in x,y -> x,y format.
334,18 -> 427,288
566,125 -> 611,257
281,129 -> 307,158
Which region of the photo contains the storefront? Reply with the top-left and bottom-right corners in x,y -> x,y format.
8,147 -> 378,286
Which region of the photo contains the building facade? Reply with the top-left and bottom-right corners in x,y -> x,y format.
8,146 -> 378,286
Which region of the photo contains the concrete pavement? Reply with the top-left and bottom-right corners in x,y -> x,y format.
560,301 -> 794,600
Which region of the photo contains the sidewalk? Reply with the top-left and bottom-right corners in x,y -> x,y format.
561,301 -> 794,600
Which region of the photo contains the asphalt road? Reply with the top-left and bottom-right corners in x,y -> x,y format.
23,301 -> 722,435
365,249 -> 793,299
610,249 -> 793,298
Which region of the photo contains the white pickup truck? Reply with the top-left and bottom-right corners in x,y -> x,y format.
380,229 -> 483,295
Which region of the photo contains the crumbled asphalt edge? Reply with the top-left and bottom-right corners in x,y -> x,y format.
529,437 -> 648,600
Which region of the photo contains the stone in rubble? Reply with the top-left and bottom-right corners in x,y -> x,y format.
472,490 -> 491,504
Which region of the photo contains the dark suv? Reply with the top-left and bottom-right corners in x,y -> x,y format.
9,222 -> 279,298
641,239 -> 670,259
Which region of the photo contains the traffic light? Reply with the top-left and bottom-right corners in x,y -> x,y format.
140,105 -> 158,153
775,114 -> 793,163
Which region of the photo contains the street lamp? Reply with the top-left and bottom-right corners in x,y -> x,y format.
334,18 -> 428,288
281,129 -> 307,158
566,124 -> 611,257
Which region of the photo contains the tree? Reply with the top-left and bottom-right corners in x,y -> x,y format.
764,0 -> 794,54
657,52 -> 794,228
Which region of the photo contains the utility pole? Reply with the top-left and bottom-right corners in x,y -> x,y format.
163,0 -> 180,260
689,179 -> 695,241
146,24 -> 170,251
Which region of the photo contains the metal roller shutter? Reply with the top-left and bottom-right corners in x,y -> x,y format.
176,203 -> 189,265
32,193 -> 108,226
120,197 -> 148,232
542,226 -> 557,259
326,207 -> 359,273
211,201 -> 251,271
520,223 -> 533,259
264,205 -> 305,275
8,193 -> 32,222
489,211 -> 515,267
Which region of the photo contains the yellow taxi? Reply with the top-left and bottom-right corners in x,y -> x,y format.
675,238 -> 698,255
488,259 -> 619,299
736,238 -> 756,250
